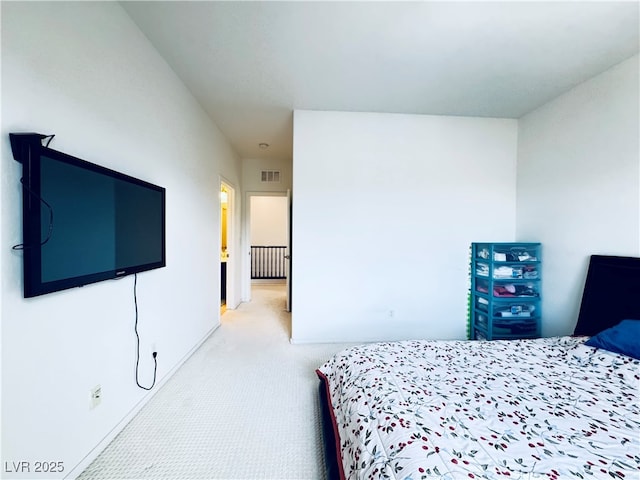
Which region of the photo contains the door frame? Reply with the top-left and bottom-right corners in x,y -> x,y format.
242,191 -> 290,305
220,178 -> 238,311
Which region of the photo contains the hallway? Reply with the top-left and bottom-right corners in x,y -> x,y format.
79,285 -> 354,480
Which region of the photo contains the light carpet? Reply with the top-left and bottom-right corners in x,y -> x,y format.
78,285 -> 355,480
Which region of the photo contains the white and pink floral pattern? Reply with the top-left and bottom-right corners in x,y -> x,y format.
317,336 -> 640,480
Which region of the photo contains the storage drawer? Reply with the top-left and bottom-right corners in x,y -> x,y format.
492,319 -> 538,336
475,244 -> 491,260
492,302 -> 537,318
473,244 -> 540,263
475,296 -> 489,312
475,278 -> 489,294
474,327 -> 488,341
492,264 -> 539,280
492,281 -> 539,298
492,246 -> 538,262
475,262 -> 489,277
474,324 -> 537,339
475,312 -> 489,330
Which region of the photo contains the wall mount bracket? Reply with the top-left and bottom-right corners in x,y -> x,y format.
9,132 -> 52,164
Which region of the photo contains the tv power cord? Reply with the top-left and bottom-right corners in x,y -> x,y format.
133,273 -> 157,390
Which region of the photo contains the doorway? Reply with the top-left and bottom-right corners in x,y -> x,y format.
220,180 -> 236,315
244,192 -> 290,311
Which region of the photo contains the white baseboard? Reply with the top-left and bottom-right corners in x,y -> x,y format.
65,325 -> 220,479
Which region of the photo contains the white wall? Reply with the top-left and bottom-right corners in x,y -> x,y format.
250,196 -> 288,246
1,3 -> 241,478
242,157 -> 292,193
517,55 -> 640,337
292,110 -> 518,343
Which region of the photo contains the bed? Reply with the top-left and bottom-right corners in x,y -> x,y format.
317,255 -> 640,480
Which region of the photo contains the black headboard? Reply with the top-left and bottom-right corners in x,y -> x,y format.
574,255 -> 640,336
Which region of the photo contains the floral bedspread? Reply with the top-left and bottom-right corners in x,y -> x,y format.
317,336 -> 640,480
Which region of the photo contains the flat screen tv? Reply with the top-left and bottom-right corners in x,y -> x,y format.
10,133 -> 166,298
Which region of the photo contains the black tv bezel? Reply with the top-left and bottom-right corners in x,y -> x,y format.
11,133 -> 166,298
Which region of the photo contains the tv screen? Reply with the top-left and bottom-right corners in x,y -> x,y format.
10,133 -> 166,298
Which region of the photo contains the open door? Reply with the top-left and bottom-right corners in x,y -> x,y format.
220,185 -> 229,314
220,180 -> 236,313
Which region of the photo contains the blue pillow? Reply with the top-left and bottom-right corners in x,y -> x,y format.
585,319 -> 640,360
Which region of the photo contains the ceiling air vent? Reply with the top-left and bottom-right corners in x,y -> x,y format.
261,170 -> 281,183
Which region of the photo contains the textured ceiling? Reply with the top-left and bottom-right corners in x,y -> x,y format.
122,1 -> 639,161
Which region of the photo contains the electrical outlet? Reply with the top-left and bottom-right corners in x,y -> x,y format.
90,385 -> 102,409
